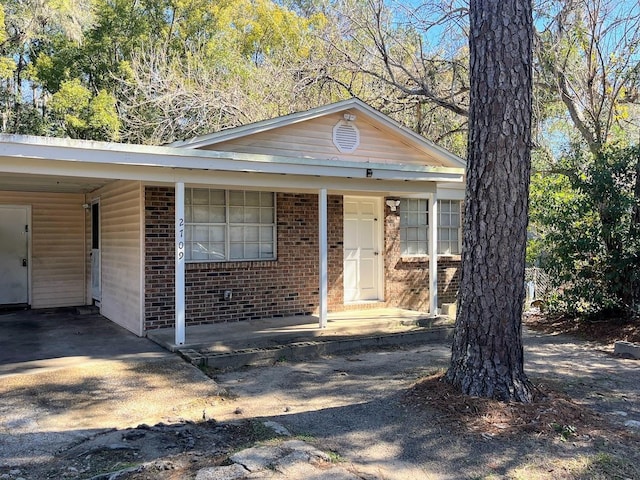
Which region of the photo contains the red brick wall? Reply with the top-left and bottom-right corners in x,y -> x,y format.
383,203 -> 460,311
144,188 -> 459,330
144,187 -> 343,330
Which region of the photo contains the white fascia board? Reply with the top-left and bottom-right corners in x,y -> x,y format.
0,156 -> 442,195
437,183 -> 466,200
0,134 -> 464,183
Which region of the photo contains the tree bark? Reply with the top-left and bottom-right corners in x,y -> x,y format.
445,0 -> 535,402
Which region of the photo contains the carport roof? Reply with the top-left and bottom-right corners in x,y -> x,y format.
0,134 -> 464,195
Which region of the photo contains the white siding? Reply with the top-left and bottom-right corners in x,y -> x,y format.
0,191 -> 85,308
202,113 -> 448,167
90,181 -> 143,336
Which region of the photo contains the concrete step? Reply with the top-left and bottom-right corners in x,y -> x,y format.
179,326 -> 454,370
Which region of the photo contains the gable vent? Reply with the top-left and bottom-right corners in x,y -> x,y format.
332,120 -> 360,153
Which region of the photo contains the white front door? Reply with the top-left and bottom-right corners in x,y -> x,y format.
0,205 -> 29,305
344,196 -> 382,303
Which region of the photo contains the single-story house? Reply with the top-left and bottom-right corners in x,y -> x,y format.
0,98 -> 465,344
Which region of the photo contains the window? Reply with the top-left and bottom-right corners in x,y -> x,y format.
398,198 -> 462,256
438,200 -> 461,255
185,188 -> 275,262
399,199 -> 429,256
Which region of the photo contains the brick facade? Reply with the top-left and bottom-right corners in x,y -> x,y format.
144,187 -> 460,330
144,187 -> 343,330
383,204 -> 460,312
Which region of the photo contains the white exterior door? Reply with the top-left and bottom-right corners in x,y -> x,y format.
344,197 -> 382,303
0,206 -> 29,305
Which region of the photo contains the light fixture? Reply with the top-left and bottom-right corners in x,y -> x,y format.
366,168 -> 373,178
343,113 -> 356,122
385,199 -> 401,211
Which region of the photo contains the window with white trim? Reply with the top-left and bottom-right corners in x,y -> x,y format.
398,198 -> 462,256
438,200 -> 461,255
399,198 -> 429,256
185,188 -> 276,262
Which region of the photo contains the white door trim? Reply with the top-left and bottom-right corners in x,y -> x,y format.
91,199 -> 101,303
343,196 -> 384,303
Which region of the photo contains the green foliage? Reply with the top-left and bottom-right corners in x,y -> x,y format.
48,79 -> 120,139
529,144 -> 640,316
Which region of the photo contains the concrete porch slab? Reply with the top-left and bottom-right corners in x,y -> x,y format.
146,308 -> 455,370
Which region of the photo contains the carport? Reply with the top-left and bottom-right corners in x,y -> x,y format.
0,307 -> 165,376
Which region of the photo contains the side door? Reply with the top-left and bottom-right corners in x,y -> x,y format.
0,205 -> 30,305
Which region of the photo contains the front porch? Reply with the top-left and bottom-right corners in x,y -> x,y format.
146,308 -> 455,370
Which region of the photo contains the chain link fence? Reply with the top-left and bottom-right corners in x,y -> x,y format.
525,267 -> 551,308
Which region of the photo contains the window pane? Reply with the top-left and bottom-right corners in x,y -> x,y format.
230,243 -> 243,259
260,226 -> 274,241
185,206 -> 192,222
210,189 -> 225,205
192,188 -> 209,204
229,206 -> 244,223
260,243 -> 274,257
261,208 -> 274,223
189,243 -> 208,260
260,192 -> 274,207
193,225 -> 208,242
210,226 -> 225,242
245,191 -> 260,206
210,206 -> 225,223
245,226 -> 259,242
229,190 -> 244,205
193,205 -> 209,223
245,243 -> 259,258
245,207 -> 260,223
209,243 -> 226,260
230,226 -> 243,242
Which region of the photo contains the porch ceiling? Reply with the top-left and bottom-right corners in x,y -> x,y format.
0,172 -> 113,194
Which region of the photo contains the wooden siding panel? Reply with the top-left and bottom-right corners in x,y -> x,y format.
202,113 -> 445,166
94,181 -> 143,336
0,191 -> 85,308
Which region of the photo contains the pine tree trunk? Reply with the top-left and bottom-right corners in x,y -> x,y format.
444,0 -> 535,402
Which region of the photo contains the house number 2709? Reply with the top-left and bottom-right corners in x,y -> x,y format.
177,217 -> 185,260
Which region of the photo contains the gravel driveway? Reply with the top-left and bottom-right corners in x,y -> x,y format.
1,324 -> 638,480
211,329 -> 640,479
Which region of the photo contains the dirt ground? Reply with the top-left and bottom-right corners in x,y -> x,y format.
1,314 -> 639,480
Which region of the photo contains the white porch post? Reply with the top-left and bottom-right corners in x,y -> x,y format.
429,193 -> 439,317
175,182 -> 186,345
319,188 -> 328,328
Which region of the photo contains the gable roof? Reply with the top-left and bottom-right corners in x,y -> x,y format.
169,98 -> 466,169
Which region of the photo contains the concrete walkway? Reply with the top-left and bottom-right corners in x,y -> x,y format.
146,308 -> 455,369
